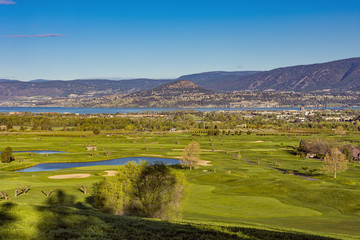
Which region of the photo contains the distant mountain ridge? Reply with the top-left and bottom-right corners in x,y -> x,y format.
0,57 -> 359,102
177,71 -> 259,91
221,57 -> 360,92
0,79 -> 172,101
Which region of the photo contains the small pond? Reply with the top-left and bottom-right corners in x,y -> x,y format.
14,150 -> 65,155
18,157 -> 180,172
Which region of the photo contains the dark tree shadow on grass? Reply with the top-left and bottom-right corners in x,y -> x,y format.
0,202 -> 17,239
33,190 -> 339,240
0,202 -> 16,225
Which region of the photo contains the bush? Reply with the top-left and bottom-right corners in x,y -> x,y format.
1,146 -> 14,163
298,139 -> 331,158
92,162 -> 188,220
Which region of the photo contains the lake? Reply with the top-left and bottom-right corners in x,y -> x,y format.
0,106 -> 357,114
18,157 -> 180,172
0,106 -> 303,114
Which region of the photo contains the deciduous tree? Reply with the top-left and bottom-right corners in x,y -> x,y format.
1,146 -> 14,163
93,162 -> 187,220
181,141 -> 201,170
323,147 -> 348,178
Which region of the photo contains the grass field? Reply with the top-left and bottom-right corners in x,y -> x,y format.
0,131 -> 360,239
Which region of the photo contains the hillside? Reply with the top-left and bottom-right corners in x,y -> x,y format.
0,203 -> 340,240
219,57 -> 360,92
178,71 -> 259,91
132,80 -> 214,97
94,80 -> 215,108
1,57 -> 360,106
0,79 -> 172,101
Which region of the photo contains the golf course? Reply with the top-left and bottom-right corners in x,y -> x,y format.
0,129 -> 359,239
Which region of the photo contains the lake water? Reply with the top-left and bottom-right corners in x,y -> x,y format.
18,157 -> 180,172
0,106 -> 302,114
0,106 -> 357,114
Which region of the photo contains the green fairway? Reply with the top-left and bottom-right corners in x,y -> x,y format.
184,184 -> 322,218
1,131 -> 360,239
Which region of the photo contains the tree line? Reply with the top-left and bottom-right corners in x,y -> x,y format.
2,109 -> 360,132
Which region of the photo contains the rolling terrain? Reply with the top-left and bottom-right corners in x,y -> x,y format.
0,79 -> 172,101
1,130 -> 360,239
0,58 -> 360,104
219,57 -> 360,92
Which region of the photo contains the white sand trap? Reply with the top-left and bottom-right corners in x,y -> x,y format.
103,170 -> 118,176
48,174 -> 91,179
198,160 -> 212,166
251,141 -> 264,143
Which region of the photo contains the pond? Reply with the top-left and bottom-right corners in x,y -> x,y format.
14,150 -> 65,155
18,157 -> 180,172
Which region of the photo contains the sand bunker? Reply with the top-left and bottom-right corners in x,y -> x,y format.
198,160 -> 212,166
251,141 -> 264,143
48,174 -> 91,179
103,170 -> 118,176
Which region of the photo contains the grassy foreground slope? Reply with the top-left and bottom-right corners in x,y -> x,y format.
0,131 -> 360,239
0,200 -> 340,240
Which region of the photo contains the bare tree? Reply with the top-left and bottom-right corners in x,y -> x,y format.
0,192 -> 9,200
181,142 -> 201,170
42,188 -> 54,197
78,185 -> 89,195
15,188 -> 21,197
323,147 -> 348,178
20,185 -> 31,194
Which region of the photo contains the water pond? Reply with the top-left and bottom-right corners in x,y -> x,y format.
19,157 -> 180,172
14,150 -> 65,154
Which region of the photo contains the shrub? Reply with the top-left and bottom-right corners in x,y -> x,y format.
1,146 -> 14,163
298,139 -> 331,159
92,162 -> 188,220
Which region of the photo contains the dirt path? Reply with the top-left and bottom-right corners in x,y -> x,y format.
243,158 -> 318,181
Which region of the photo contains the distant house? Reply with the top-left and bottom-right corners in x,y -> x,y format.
86,145 -> 97,151
306,153 -> 316,158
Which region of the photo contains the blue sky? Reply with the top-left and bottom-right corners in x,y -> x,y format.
0,0 -> 359,81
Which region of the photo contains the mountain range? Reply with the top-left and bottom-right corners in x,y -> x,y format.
0,57 -> 359,102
